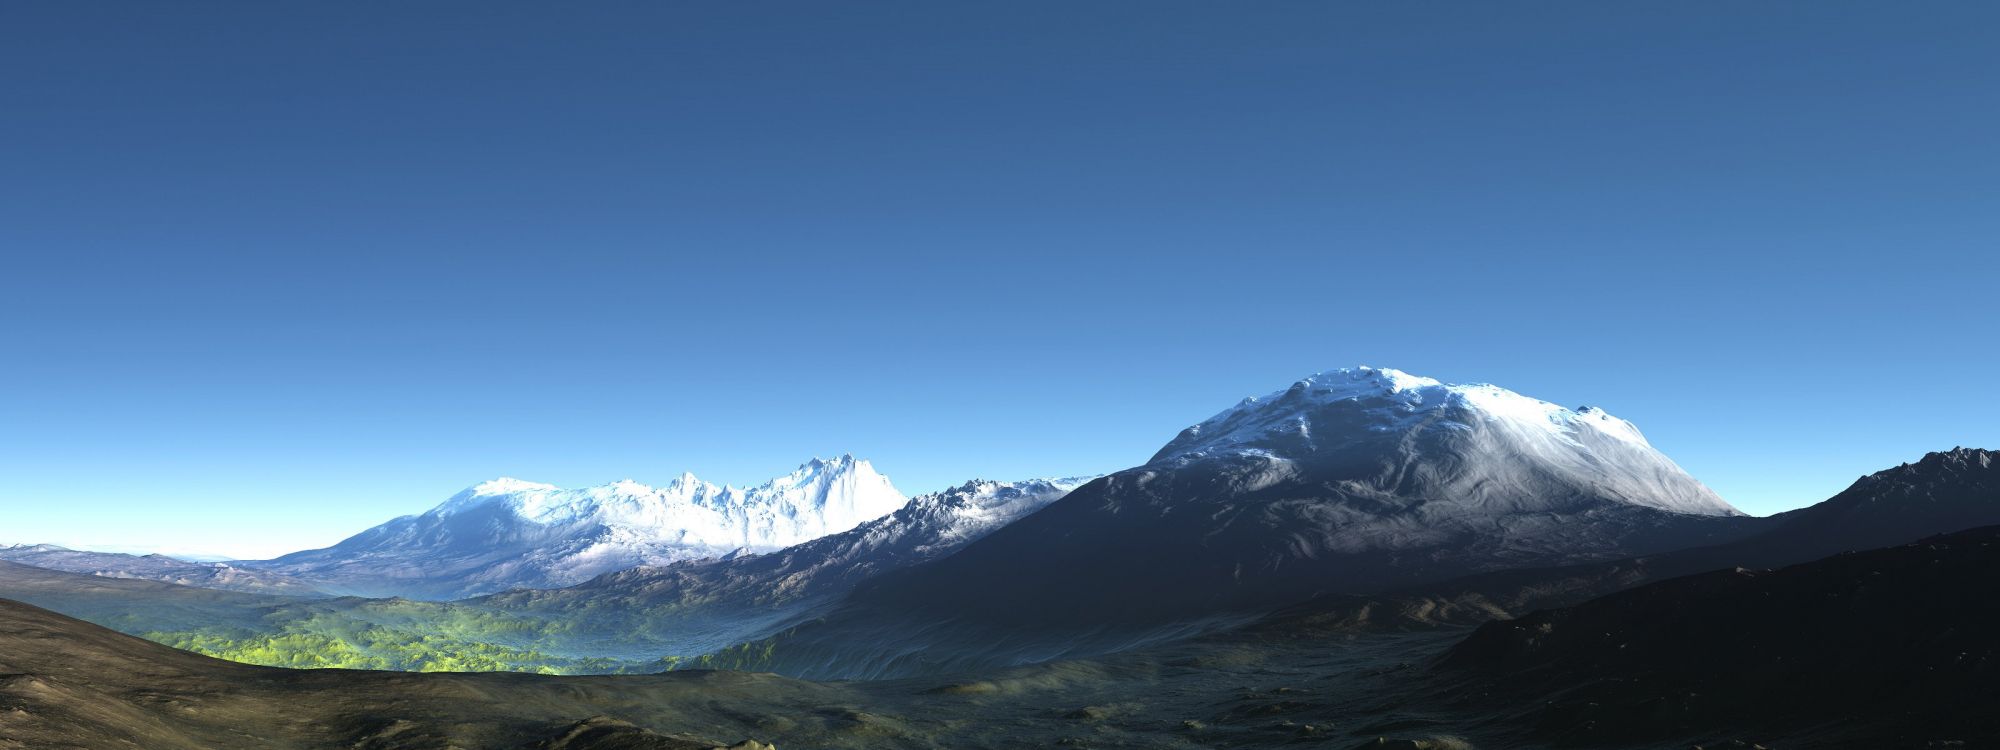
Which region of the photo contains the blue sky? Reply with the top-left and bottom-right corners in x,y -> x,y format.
3,2 -> 1995,558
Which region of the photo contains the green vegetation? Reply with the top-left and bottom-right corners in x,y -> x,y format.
665,631 -> 789,672
138,602 -> 810,675
8,569 -> 794,675
141,603 -> 651,674
0,562 -> 827,676
690,638 -> 781,671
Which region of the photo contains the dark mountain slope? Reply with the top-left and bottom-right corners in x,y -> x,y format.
1244,447 -> 2000,638
1441,524 -> 2000,747
1723,445 -> 2000,566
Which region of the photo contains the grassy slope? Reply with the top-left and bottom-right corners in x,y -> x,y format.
0,561 -> 662,673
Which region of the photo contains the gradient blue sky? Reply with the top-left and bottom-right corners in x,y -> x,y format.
3,2 -> 1995,558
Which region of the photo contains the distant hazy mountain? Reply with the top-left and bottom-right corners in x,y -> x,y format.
0,544 -> 325,596
762,367 -> 1759,677
250,455 -> 909,599
477,476 -> 1093,656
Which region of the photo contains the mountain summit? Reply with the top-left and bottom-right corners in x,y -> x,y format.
252,455 -> 907,599
1152,366 -> 1740,516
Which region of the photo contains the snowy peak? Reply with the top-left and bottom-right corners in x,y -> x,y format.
701,455 -> 908,547
769,474 -> 1095,575
436,455 -> 901,544
467,477 -> 561,497
750,454 -> 887,504
1149,366 -> 1740,517
902,476 -> 1099,527
258,456 -> 911,598
1155,366 -> 1655,463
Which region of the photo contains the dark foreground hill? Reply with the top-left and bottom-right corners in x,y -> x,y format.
1442,524 -> 2000,747
0,597 -> 815,749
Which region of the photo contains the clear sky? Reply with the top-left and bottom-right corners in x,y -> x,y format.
3,2 -> 1995,559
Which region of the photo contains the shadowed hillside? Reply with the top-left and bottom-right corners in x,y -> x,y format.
1442,524 -> 2000,747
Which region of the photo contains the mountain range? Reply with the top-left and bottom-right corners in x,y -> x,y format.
7,366 -> 1992,750
248,455 -> 909,599
0,544 -> 324,596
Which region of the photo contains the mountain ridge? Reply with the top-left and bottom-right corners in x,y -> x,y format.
467,476 -> 1096,658
0,544 -> 327,596
248,455 -> 909,599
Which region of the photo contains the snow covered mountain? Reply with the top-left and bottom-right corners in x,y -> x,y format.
1150,366 -> 1740,516
249,455 -> 908,599
763,367 -> 1758,678
0,544 -> 325,596
475,476 -> 1094,657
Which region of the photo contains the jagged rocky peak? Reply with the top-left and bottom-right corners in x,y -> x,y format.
1893,447 -> 1996,475
875,476 -> 1097,548
917,476 -> 1099,509
1818,446 -> 1999,510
